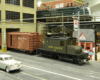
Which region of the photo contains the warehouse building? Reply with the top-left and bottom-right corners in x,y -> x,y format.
0,0 -> 36,52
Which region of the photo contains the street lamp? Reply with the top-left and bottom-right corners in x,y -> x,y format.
92,25 -> 97,61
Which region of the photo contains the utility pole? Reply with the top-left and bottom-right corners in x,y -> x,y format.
62,12 -> 64,33
92,25 -> 97,61
95,28 -> 97,61
78,11 -> 80,46
73,11 -> 80,46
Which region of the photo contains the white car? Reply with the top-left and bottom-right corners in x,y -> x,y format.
0,54 -> 22,72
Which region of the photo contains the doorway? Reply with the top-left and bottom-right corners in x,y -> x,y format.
81,43 -> 84,48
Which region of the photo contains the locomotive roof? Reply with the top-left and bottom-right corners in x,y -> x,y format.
45,37 -> 75,40
37,6 -> 88,12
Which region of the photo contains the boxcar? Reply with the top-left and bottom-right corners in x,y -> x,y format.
0,32 -> 42,54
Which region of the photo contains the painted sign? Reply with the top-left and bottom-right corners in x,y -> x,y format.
55,3 -> 64,8
74,20 -> 78,31
79,32 -> 87,40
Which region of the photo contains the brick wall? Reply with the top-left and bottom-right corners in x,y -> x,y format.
37,0 -> 83,10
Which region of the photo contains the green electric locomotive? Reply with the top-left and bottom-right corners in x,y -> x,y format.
36,36 -> 89,64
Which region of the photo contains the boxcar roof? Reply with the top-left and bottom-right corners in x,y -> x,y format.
45,37 -> 75,40
7,32 -> 38,35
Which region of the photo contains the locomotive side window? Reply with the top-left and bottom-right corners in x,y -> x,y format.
67,39 -> 70,45
68,38 -> 76,45
60,41 -> 64,46
72,39 -> 76,45
70,39 -> 73,45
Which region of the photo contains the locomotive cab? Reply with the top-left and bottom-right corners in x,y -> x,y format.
43,37 -> 76,54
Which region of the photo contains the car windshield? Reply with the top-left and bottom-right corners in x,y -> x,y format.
4,57 -> 14,61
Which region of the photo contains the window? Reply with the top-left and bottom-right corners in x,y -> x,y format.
4,57 -> 9,61
97,38 -> 100,43
72,39 -> 76,45
42,6 -> 44,10
87,47 -> 90,49
67,39 -> 70,45
9,57 -> 14,60
48,6 -> 49,9
45,6 -> 46,10
71,3 -> 73,7
67,3 -> 69,7
60,41 -> 64,46
0,57 -> 3,61
51,5 -> 52,9
6,11 -> 20,21
23,13 -> 34,22
6,0 -> 20,5
23,0 -> 34,8
68,39 -> 76,45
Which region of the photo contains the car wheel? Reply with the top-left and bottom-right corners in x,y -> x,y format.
5,67 -> 10,73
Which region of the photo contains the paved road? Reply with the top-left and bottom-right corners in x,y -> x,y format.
0,50 -> 100,80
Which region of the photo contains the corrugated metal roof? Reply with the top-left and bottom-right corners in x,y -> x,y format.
73,29 -> 94,42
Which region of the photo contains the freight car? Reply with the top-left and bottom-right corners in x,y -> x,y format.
0,32 -> 42,54
36,35 -> 90,64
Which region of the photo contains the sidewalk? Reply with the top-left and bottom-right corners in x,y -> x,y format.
91,52 -> 100,61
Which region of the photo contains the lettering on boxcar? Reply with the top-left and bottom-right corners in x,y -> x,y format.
18,37 -> 27,42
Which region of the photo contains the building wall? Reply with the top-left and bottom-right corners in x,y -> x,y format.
0,0 -> 36,52
38,0 -> 83,10
76,42 -> 94,51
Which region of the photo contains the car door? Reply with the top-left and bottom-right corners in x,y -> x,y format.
0,57 -> 4,69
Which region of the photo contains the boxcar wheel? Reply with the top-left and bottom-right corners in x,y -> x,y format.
32,50 -> 36,55
38,52 -> 43,57
25,51 -> 30,54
